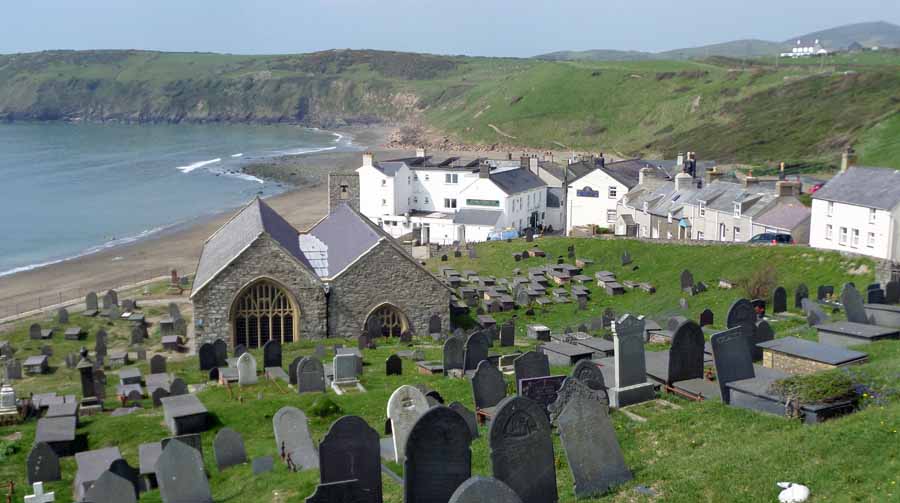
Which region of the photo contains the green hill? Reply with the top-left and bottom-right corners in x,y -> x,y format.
788,21 -> 900,49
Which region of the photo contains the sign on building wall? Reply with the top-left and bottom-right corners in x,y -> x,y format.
576,186 -> 599,198
466,199 -> 501,207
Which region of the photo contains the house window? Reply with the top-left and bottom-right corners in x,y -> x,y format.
734,226 -> 741,235
413,197 -> 418,204
413,174 -> 418,181
425,174 -> 430,181
697,231 -> 704,240
444,198 -> 457,209
445,174 -> 458,184
608,186 -> 617,199
381,179 -> 387,187
699,201 -> 706,217
733,202 -> 741,218
839,227 -> 848,245
869,208 -> 876,224
607,210 -> 617,223
851,229 -> 860,248
407,176 -> 411,185
339,184 -> 350,200
424,197 -> 429,204
381,199 -> 387,207
827,202 -> 833,217
825,224 -> 833,240
867,232 -> 875,248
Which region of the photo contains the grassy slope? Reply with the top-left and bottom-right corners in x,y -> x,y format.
2,238 -> 897,502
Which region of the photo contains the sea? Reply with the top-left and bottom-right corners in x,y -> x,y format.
0,122 -> 352,277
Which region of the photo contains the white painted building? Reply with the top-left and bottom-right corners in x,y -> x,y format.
564,159 -> 653,234
356,152 -> 547,245
780,39 -> 831,58
809,166 -> 900,261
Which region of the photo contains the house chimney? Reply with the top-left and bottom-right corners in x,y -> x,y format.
743,169 -> 759,187
598,152 -> 606,168
520,154 -> 531,170
529,156 -> 539,172
479,164 -> 490,179
677,152 -> 685,166
639,167 -> 652,186
779,162 -> 786,180
416,147 -> 426,158
675,171 -> 692,191
543,151 -> 554,163
841,147 -> 856,173
705,166 -> 722,185
362,152 -> 374,167
776,180 -> 800,197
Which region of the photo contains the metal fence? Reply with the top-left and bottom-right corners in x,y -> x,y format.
0,267 -> 173,321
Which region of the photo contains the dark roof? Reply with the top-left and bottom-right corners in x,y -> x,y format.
538,161 -> 595,182
372,161 -> 406,177
382,155 -> 484,172
812,167 -> 900,210
453,209 -> 504,226
489,168 -> 546,195
308,203 -> 384,277
546,187 -> 563,208
755,197 -> 811,230
192,198 -> 314,296
568,158 -> 679,188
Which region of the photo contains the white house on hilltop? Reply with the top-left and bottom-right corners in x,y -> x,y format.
356,151 -> 547,244
780,39 -> 832,58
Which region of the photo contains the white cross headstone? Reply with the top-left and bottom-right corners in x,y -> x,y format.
25,482 -> 55,502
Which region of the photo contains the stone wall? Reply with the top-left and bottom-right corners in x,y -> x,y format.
327,239 -> 451,339
761,350 -> 864,375
191,235 -> 327,350
328,173 -> 360,213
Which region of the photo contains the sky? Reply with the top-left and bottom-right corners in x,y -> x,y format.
2,0 -> 898,57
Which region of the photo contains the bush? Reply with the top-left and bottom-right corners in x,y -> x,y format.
308,396 -> 343,418
769,370 -> 856,404
740,263 -> 777,299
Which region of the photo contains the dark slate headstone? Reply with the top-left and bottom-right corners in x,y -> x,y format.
305,480 -> 367,503
699,308 -> 714,327
518,375 -> 567,411
429,314 -> 442,335
449,476 -> 522,503
443,336 -> 465,376
571,360 -> 606,391
525,228 -> 534,242
795,283 -> 809,309
463,332 -> 490,372
126,389 -> 143,405
29,323 -> 41,340
400,330 -> 413,343
155,438 -> 212,503
252,456 -> 274,475
263,339 -> 282,369
319,415 -> 382,503
726,299 -> 758,360
130,326 -> 146,345
234,344 -> 247,358
357,333 -> 369,352
500,321 -> 515,347
149,355 -> 167,375
548,377 -> 609,424
577,296 -> 588,311
817,285 -> 834,301
108,458 -> 140,500
198,344 -> 216,371
169,378 -> 188,396
680,270 -> 694,291
472,360 -> 507,410
803,298 -> 828,326
213,339 -> 228,367
668,320 -> 705,383
751,298 -> 766,318
868,287 -> 886,305
621,251 -> 632,266
57,307 -> 69,324
214,427 -> 247,471
558,397 -> 632,497
513,350 -> 550,386
386,354 -> 402,376
404,406 -> 472,503
710,327 -> 753,404
841,283 -> 869,324
602,308 -> 616,329
84,470 -> 137,503
27,442 -> 60,484
85,292 -> 99,312
296,357 -> 326,394
773,286 -> 788,314
886,281 -> 900,304
754,320 -> 775,352
489,396 -> 558,503
152,388 -> 170,407
449,402 -> 479,439
288,357 -> 303,385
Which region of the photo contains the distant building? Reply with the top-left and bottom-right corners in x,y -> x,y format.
780,39 -> 832,58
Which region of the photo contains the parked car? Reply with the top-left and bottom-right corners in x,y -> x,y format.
748,233 -> 794,245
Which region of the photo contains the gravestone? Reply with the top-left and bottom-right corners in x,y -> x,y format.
571,360 -> 606,391
263,339 -> 282,369
57,308 -> 68,324
795,283 -> 809,309
385,354 -> 402,376
27,442 -> 61,484
5,359 -> 23,380
198,344 -> 216,371
558,397 -> 632,497
679,298 -> 689,310
841,283 -> 869,324
333,354 -> 361,383
169,378 -> 188,396
108,459 -> 140,500
29,323 -> 41,340
472,360 -> 507,411
868,286 -> 886,304
152,388 -> 170,407
817,285 -> 834,301
449,402 -> 479,439
155,439 -> 212,503
680,270 -> 694,292
130,326 -> 146,346
305,480 -> 366,503
404,406 -> 473,503
357,333 -> 369,352
548,377 -> 609,424
602,308 -> 616,328
400,330 -> 413,343
773,287 -> 788,314
621,250 -> 632,266
610,314 -> 654,407
85,292 -> 99,313
208,368 -> 219,382
273,406 -> 318,471
319,415 -> 382,503
500,321 -> 515,347
213,339 -> 228,367
449,476 -> 522,503
463,332 -> 490,372
84,470 -> 137,503
296,357 -> 326,393
288,357 -> 303,385
429,314 -> 442,336
577,296 -> 588,311
886,281 -> 900,304
489,396 -> 558,503
525,228 -> 534,242
237,353 -> 258,385
387,385 -> 430,463
234,344 -> 247,358
668,320 -> 705,383
802,298 -> 828,326
443,335 -> 465,376
150,355 -> 167,375
213,427 -> 247,471
710,327 -> 753,403
754,320 -> 775,353
252,456 -> 274,475
726,299 -> 759,360
514,351 -> 550,386
699,308 -> 714,327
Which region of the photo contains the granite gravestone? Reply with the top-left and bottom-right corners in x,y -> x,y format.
387,385 -> 430,463
404,406 -> 472,503
449,476 -> 523,503
84,470 -> 137,503
150,355 -> 167,375
803,298 -> 828,326
773,287 -> 788,314
27,442 -> 60,484
57,308 -> 68,324
273,406 -> 318,471
500,321 -> 515,347
699,309 -> 714,327
441,336 -> 465,377
237,352 -> 258,386
169,378 -> 188,397
489,396 -> 558,503
463,332 -> 490,372
817,285 -> 834,301
668,320 -> 705,383
886,281 -> 900,305
213,427 -> 247,471
108,459 -> 140,499
319,415 -> 382,503
610,315 -> 655,407
513,351 -> 550,386
726,299 -> 759,360
548,377 -> 609,424
841,284 -> 869,324
868,285 -> 886,304
263,339 -> 282,369
449,401 -> 479,439
385,354 -> 402,376
85,292 -> 99,314
517,375 -> 567,411
213,339 -> 228,367
288,357 -> 303,385
234,344 -> 247,358
429,314 -> 442,336
155,439 -> 212,503
621,251 -> 632,266
296,357 -> 326,394
198,344 -> 216,371
571,360 -> 606,391
710,327 -> 753,403
472,360 -> 507,411
680,270 -> 694,292
29,323 -> 41,340
558,397 -> 632,497
795,283 -> 809,309
152,388 -> 170,408
754,320 -> 775,352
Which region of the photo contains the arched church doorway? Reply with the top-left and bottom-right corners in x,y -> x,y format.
231,279 -> 299,348
366,304 -> 409,338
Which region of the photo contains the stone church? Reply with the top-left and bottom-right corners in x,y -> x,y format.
190,175 -> 452,350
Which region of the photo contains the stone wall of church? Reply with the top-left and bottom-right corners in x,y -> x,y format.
191,235 -> 328,350
328,173 -> 360,213
326,239 -> 451,339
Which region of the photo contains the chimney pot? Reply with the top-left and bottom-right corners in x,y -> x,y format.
363,152 -> 374,167
479,165 -> 490,179
416,147 -> 426,158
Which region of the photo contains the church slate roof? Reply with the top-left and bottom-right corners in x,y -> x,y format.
307,203 -> 384,278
